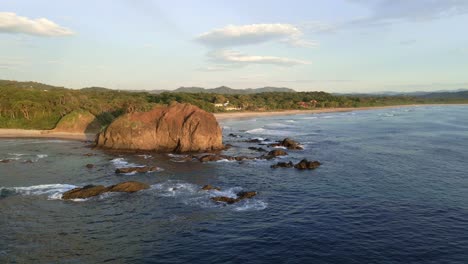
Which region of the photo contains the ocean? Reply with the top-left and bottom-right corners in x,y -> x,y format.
1,105 -> 468,263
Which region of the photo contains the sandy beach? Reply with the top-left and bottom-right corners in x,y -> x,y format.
0,104 -> 464,140
0,129 -> 96,141
213,104 -> 454,121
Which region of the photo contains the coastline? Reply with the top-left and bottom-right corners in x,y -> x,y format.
0,129 -> 96,141
214,103 -> 467,121
0,104 -> 465,140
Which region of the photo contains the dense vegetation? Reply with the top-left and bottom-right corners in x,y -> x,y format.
1,80 -> 467,130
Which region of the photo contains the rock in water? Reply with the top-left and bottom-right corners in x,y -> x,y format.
62,181 -> 150,200
106,181 -> 150,193
237,191 -> 257,199
262,149 -> 288,159
211,196 -> 239,204
62,185 -> 107,199
271,161 -> 294,168
201,185 -> 221,191
96,103 -> 223,152
211,191 -> 258,204
294,159 -> 321,170
269,138 -> 303,150
115,166 -> 157,174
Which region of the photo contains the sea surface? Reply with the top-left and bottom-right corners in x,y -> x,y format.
1,105 -> 468,264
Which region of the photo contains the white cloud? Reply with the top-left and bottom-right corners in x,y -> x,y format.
196,23 -> 314,48
210,50 -> 310,66
0,12 -> 74,37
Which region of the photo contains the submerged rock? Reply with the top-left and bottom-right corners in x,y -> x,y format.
201,185 -> 221,191
198,155 -> 233,162
223,144 -> 233,150
211,190 -> 258,204
294,159 -> 321,170
211,196 -> 239,204
237,191 -> 257,199
245,138 -> 266,143
115,166 -> 157,174
248,147 -> 267,152
271,161 -> 294,168
86,164 -> 94,169
62,185 -> 107,200
0,159 -> 11,163
96,103 -> 224,153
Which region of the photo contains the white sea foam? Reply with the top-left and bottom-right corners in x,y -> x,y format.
246,128 -> 298,137
110,158 -> 143,168
265,122 -> 294,128
36,154 -> 48,159
301,116 -> 318,120
136,154 -> 152,159
8,153 -> 25,156
148,181 -> 267,211
167,153 -> 189,158
234,200 -> 268,211
0,184 -> 77,200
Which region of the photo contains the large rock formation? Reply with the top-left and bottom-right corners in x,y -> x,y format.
54,110 -> 102,133
96,103 -> 223,152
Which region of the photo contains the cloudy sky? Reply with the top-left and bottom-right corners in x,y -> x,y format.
1,0 -> 467,92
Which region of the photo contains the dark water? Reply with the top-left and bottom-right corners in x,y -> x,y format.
1,105 -> 468,264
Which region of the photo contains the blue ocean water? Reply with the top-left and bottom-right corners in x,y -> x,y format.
1,105 -> 468,263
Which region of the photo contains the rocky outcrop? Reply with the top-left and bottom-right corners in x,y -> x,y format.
211,191 -> 257,204
294,159 -> 321,170
201,185 -> 221,191
262,149 -> 288,159
106,181 -> 150,192
269,138 -> 303,150
61,181 -> 149,200
211,196 -> 238,204
271,161 -> 294,168
96,103 -> 223,152
86,164 -> 94,169
62,185 -> 107,200
54,110 -> 102,133
248,147 -> 267,152
115,166 -> 157,174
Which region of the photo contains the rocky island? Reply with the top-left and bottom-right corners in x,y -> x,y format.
96,103 -> 224,152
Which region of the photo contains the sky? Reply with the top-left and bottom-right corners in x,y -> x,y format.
0,0 -> 467,93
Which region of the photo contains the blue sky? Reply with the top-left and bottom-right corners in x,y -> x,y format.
1,0 -> 467,92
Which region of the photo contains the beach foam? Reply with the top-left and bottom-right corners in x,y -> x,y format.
0,184 -> 77,199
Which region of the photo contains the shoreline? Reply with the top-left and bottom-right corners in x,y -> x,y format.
0,104 -> 465,140
214,103 -> 467,121
0,129 -> 96,141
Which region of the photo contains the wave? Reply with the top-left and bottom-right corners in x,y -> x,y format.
110,158 -> 144,168
1,181 -> 267,211
136,154 -> 152,159
0,184 -> 77,200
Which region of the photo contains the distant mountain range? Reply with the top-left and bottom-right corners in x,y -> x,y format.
2,79 -> 468,98
141,86 -> 296,94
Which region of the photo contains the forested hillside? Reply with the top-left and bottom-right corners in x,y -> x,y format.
1,80 -> 466,130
